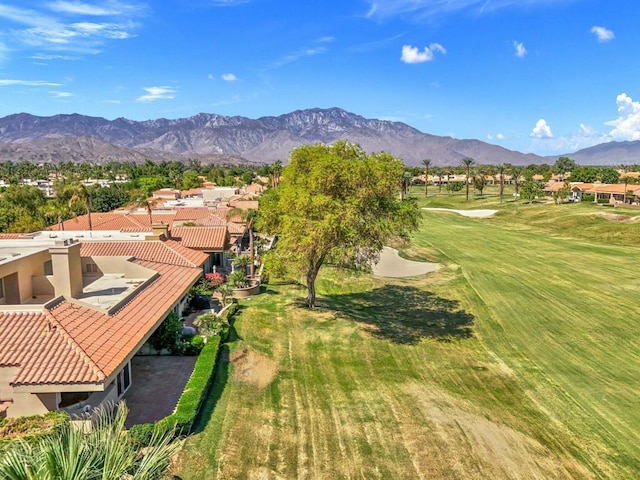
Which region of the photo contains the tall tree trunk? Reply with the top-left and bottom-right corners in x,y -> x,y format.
499,176 -> 504,204
424,167 -> 428,196
306,266 -> 320,308
249,223 -> 255,278
465,167 -> 470,200
85,200 -> 93,232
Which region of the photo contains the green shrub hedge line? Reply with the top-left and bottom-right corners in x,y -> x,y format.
0,411 -> 68,450
131,335 -> 222,441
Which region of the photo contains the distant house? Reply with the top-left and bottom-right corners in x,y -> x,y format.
49,207 -> 243,271
0,231 -> 207,419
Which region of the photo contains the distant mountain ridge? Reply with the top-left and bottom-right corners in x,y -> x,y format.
0,108 -> 627,166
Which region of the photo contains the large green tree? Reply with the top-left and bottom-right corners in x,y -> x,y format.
553,156 -> 577,175
258,141 -> 420,308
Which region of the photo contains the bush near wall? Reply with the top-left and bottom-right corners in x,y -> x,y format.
156,335 -> 222,436
0,411 -> 68,450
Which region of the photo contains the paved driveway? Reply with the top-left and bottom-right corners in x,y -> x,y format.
124,355 -> 198,427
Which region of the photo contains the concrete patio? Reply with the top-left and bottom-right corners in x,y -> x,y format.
123,355 -> 198,428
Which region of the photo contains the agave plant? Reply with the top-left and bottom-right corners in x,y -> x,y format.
0,402 -> 180,480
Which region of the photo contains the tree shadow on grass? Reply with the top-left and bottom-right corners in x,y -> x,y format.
321,284 -> 474,345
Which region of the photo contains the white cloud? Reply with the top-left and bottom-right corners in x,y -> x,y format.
46,1 -> 129,16
136,86 -> 177,102
0,79 -> 62,86
265,44 -> 328,71
605,93 -> 640,140
221,73 -> 237,82
496,133 -> 505,140
207,74 -> 214,80
365,0 -> 580,22
591,25 -> 614,42
49,90 -> 74,97
530,118 -> 553,138
487,133 -> 505,141
0,2 -> 141,57
400,43 -> 445,64
513,41 -> 526,58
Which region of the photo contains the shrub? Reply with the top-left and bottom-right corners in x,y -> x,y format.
581,193 -> 595,202
0,411 -> 68,450
157,336 -> 222,436
233,254 -> 251,270
228,269 -> 248,288
205,271 -> 226,288
193,312 -> 227,337
148,312 -> 182,352
127,422 -> 155,449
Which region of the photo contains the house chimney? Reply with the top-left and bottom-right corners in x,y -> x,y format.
49,239 -> 83,298
149,222 -> 170,241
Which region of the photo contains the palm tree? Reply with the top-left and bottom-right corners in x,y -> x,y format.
462,157 -> 475,200
497,164 -> 506,204
43,198 -> 71,231
512,166 -> 522,200
67,182 -> 93,232
227,207 -> 258,278
131,194 -> 159,226
422,159 -> 432,197
0,402 -> 179,480
271,160 -> 283,188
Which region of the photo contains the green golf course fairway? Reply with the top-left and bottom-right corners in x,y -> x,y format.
177,195 -> 639,479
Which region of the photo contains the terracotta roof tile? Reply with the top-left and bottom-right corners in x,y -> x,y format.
170,226 -> 228,250
80,241 -> 205,268
2,255 -> 203,387
173,208 -> 215,221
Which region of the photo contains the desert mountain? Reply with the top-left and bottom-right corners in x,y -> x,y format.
0,108 -> 546,166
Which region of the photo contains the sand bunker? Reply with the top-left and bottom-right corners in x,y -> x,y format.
423,208 -> 497,218
372,246 -> 440,278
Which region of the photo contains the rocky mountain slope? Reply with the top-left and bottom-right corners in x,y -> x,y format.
0,108 -> 548,166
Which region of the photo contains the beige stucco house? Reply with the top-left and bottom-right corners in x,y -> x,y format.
0,229 -> 207,419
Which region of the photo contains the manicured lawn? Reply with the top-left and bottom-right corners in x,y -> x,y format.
176,196 -> 640,479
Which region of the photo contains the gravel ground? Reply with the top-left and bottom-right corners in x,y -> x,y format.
423,208 -> 498,217
372,246 -> 440,278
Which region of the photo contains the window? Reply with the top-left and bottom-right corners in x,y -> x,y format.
44,260 -> 53,275
86,263 -> 98,274
117,363 -> 131,397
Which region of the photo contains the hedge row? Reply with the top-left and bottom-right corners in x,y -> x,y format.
0,411 -> 68,450
155,335 -> 222,436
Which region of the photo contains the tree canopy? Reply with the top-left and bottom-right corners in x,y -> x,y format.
258,141 -> 420,308
553,156 -> 577,174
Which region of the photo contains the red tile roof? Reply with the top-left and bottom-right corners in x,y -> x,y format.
1,242 -> 206,388
80,240 -> 208,268
170,226 -> 228,250
0,311 -> 105,386
173,207 -> 214,221
50,212 -> 178,231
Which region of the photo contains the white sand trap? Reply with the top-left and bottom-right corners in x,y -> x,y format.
372,246 -> 440,278
423,208 -> 498,218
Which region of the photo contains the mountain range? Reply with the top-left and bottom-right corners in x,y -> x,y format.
0,108 -> 634,166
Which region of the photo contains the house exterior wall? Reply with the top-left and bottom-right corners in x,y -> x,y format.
0,250 -> 51,304
49,241 -> 83,298
0,366 -> 58,418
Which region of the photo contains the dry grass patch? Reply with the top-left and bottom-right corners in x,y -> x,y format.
231,347 -> 278,389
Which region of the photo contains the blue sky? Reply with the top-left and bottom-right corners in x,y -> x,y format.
0,0 -> 639,156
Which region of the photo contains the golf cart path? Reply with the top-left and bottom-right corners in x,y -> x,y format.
423,208 -> 498,218
372,246 -> 440,278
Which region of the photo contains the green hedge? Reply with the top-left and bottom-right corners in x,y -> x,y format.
0,411 -> 68,450
157,335 -> 221,435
